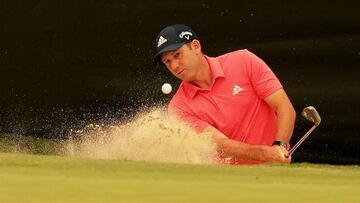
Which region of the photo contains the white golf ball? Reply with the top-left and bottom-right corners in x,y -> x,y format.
161,83 -> 172,94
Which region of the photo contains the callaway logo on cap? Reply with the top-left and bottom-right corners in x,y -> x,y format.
154,24 -> 198,63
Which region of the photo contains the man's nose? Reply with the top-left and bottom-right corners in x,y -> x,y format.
169,60 -> 179,71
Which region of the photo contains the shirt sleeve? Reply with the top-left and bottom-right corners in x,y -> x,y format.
245,50 -> 283,99
168,100 -> 210,133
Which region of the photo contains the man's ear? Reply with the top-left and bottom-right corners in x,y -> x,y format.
192,39 -> 202,54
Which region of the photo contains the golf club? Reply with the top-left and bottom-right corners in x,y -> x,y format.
286,106 -> 321,158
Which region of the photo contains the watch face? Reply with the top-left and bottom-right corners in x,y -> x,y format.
273,141 -> 288,148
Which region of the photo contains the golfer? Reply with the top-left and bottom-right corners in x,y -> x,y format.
154,24 -> 296,164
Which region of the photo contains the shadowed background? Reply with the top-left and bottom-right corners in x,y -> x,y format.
0,0 -> 359,164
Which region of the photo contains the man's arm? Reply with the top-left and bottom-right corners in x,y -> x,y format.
244,50 -> 295,155
264,88 -> 296,144
203,126 -> 290,163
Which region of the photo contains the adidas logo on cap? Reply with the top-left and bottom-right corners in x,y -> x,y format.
157,36 -> 167,47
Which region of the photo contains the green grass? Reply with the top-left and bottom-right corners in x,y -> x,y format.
0,134 -> 65,155
0,152 -> 359,203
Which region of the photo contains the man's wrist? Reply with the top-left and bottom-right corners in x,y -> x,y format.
258,145 -> 270,161
272,140 -> 289,149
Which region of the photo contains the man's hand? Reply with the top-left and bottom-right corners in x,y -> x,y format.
263,145 -> 291,163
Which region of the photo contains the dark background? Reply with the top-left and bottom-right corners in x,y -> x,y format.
1,1 -> 359,164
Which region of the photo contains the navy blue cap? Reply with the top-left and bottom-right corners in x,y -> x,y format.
154,24 -> 198,63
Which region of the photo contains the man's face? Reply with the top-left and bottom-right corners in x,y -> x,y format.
161,42 -> 200,81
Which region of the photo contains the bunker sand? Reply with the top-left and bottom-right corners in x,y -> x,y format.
65,108 -> 217,164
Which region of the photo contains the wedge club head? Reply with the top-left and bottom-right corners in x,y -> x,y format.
301,106 -> 321,126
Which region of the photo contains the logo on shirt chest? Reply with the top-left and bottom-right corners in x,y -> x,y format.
232,85 -> 244,96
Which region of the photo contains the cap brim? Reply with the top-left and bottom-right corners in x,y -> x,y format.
153,42 -> 185,63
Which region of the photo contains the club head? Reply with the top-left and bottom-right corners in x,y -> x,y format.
301,106 -> 321,126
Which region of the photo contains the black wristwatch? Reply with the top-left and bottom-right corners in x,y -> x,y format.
272,140 -> 288,149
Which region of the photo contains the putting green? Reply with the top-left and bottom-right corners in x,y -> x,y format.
0,152 -> 359,203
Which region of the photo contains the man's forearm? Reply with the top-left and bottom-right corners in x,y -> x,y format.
214,136 -> 269,161
203,126 -> 289,163
274,104 -> 296,143
204,126 -> 271,161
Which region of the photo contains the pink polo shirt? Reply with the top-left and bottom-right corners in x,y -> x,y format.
168,49 -> 283,164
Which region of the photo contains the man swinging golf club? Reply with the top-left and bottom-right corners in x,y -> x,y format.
154,24 -> 296,164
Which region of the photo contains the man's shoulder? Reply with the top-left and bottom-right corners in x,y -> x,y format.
216,49 -> 253,60
212,49 -> 255,73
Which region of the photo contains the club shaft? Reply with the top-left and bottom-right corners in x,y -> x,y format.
289,125 -> 317,156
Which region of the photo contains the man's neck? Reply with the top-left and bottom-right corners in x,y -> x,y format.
191,55 -> 212,90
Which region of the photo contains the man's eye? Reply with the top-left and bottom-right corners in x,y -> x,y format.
174,53 -> 180,58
